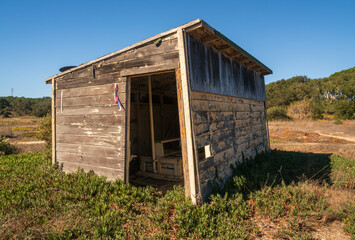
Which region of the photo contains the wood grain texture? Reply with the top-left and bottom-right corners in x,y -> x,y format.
186,34 -> 266,101
61,160 -> 124,181
177,28 -> 198,204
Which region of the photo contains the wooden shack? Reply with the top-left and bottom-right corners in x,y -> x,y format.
45,19 -> 272,204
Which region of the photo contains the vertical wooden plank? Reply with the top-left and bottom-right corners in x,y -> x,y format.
177,28 -> 197,204
264,101 -> 271,151
176,68 -> 191,198
124,77 -> 131,183
148,75 -> 157,173
51,78 -> 56,164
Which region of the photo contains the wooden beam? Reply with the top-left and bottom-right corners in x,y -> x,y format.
218,44 -> 231,51
177,28 -> 197,205
51,79 -> 56,164
201,34 -> 218,43
148,75 -> 157,173
176,68 -> 191,198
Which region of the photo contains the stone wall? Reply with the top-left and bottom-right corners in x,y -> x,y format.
191,91 -> 268,200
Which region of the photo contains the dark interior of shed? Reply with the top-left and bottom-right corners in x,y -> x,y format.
128,72 -> 184,192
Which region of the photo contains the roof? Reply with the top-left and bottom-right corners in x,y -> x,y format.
45,19 -> 272,83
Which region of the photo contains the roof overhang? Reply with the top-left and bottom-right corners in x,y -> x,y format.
45,19 -> 272,83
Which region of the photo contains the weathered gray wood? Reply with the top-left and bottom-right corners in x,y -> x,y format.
56,115 -> 125,126
44,19 -> 204,82
60,160 -> 124,181
57,151 -> 124,168
56,105 -> 126,116
120,57 -> 179,76
57,142 -> 124,158
56,94 -> 126,107
177,28 -> 197,205
52,79 -> 56,164
57,73 -> 124,90
55,83 -> 123,98
186,34 -> 266,101
56,125 -> 124,136
56,133 -> 123,147
124,77 -> 131,183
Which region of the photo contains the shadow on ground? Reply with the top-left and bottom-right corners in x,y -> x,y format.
220,150 -> 332,196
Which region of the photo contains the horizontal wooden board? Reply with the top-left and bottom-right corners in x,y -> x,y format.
57,151 -> 124,169
56,133 -> 123,148
60,160 -> 124,181
56,115 -> 125,126
104,37 -> 178,64
56,125 -> 124,136
55,83 -> 125,98
120,55 -> 179,76
56,105 -> 127,116
57,142 -> 124,159
57,37 -> 178,81
57,74 -> 125,90
56,94 -> 126,107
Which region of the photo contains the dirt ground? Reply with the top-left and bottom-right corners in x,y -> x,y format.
268,120 -> 355,159
0,116 -> 46,153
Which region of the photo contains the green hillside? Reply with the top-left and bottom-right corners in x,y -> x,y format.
266,67 -> 355,120
0,97 -> 51,118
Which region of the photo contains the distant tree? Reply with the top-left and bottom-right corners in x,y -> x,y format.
32,98 -> 51,117
266,67 -> 355,120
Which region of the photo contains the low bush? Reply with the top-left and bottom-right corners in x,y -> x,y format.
0,137 -> 18,156
267,106 -> 290,121
334,100 -> 355,120
330,154 -> 354,189
0,151 -> 353,239
36,114 -> 52,149
287,99 -> 312,120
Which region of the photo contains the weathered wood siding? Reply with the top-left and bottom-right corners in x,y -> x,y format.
186,33 -> 268,200
191,92 -> 268,199
54,33 -> 179,181
186,34 -> 266,101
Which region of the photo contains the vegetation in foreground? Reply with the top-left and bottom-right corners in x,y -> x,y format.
0,150 -> 353,239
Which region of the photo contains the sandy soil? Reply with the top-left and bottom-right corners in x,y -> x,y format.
268,120 -> 355,159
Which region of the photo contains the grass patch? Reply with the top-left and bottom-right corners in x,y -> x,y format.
0,151 -> 353,239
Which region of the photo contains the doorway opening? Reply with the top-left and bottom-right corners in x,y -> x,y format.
128,71 -> 184,192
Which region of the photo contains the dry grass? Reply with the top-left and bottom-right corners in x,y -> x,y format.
269,120 -> 355,159
0,116 -> 44,153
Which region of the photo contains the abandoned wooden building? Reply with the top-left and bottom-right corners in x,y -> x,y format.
45,19 -> 272,203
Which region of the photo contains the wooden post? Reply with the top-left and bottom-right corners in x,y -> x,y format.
264,101 -> 271,151
51,78 -> 56,164
177,28 -> 197,204
148,75 -> 157,173
124,77 -> 131,183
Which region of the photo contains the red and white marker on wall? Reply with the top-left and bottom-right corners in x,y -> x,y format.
114,83 -> 124,111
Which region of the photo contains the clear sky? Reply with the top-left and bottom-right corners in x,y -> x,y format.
1,0 -> 354,97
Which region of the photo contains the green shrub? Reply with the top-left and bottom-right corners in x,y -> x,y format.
36,114 -> 52,149
333,119 -> 343,125
310,100 -> 324,120
334,100 -> 355,120
0,137 -> 18,156
267,106 -> 290,120
330,154 -> 354,189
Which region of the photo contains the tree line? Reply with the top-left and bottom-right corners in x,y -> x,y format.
266,67 -> 355,120
0,96 -> 51,118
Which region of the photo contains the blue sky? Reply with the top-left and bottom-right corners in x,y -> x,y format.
0,0 -> 354,97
